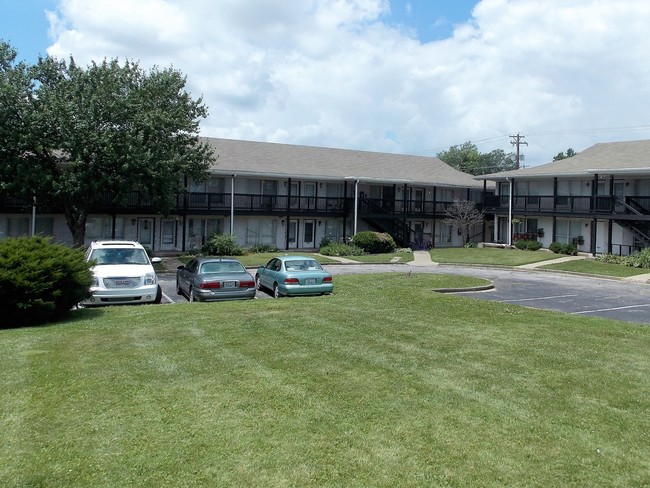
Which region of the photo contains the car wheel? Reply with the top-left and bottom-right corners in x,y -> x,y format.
255,275 -> 263,291
153,285 -> 162,304
273,283 -> 282,299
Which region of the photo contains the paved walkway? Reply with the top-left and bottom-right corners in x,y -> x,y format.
517,255 -> 586,269
408,250 -> 437,267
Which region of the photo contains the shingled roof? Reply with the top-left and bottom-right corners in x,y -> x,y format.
202,137 -> 483,188
476,139 -> 650,181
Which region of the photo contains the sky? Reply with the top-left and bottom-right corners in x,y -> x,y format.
2,0 -> 650,167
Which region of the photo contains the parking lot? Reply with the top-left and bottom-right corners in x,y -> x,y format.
158,264 -> 650,325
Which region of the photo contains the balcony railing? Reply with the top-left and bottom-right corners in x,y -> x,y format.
2,190 -> 480,218
483,195 -> 650,215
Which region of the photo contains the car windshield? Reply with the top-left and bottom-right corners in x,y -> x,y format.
284,260 -> 322,271
90,248 -> 149,265
200,262 -> 246,274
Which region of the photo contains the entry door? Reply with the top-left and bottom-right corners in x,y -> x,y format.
160,219 -> 177,251
613,180 -> 625,212
412,221 -> 425,249
303,220 -> 316,248
305,182 -> 317,209
138,218 -> 154,249
382,186 -> 395,211
288,220 -> 298,248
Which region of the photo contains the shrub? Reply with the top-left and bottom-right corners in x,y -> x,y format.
319,236 -> 333,248
247,243 -> 278,254
562,244 -> 578,255
319,242 -> 364,257
623,248 -> 650,269
596,253 -> 625,265
515,239 -> 541,251
201,234 -> 244,256
352,231 -> 397,254
549,242 -> 577,255
0,236 -> 93,328
526,240 -> 542,251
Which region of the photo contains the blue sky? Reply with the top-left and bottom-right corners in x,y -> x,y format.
2,0 -> 649,165
2,0 -> 480,62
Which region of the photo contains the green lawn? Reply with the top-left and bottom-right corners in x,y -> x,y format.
2,273 -> 649,487
540,258 -> 650,278
429,247 -> 562,266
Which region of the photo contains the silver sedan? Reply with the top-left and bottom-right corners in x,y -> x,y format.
176,257 -> 256,302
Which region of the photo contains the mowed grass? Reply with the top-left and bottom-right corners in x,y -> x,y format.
2,273 -> 649,487
429,247 -> 563,266
540,258 -> 650,278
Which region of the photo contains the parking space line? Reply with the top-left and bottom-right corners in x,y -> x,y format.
572,303 -> 650,315
501,294 -> 578,303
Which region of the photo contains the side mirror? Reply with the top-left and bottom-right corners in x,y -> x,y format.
177,265 -> 184,270
151,257 -> 162,264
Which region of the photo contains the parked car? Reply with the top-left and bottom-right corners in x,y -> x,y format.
83,240 -> 162,306
255,255 -> 333,298
176,257 -> 256,302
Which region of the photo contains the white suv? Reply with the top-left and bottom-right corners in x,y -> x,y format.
83,240 -> 162,306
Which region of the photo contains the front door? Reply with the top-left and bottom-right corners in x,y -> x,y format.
303,220 -> 316,248
160,219 -> 177,251
138,218 -> 154,249
305,182 -> 317,210
288,220 -> 298,249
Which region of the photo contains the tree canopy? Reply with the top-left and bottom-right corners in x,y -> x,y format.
436,141 -> 516,176
0,41 -> 215,246
553,148 -> 578,161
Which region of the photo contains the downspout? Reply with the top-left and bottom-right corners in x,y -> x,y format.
182,175 -> 188,253
507,177 -> 513,246
31,194 -> 36,236
230,174 -> 236,236
353,180 -> 359,236
482,180 -> 487,242
285,178 -> 292,250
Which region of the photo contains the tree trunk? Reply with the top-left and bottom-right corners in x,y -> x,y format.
64,204 -> 87,248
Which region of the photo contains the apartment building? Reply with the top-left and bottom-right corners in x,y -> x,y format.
0,137 -> 487,252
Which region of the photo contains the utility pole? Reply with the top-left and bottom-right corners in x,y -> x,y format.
510,132 -> 528,170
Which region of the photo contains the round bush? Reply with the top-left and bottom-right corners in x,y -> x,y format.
515,239 -> 528,250
549,242 -> 563,254
352,231 -> 397,254
526,240 -> 542,251
0,236 -> 93,328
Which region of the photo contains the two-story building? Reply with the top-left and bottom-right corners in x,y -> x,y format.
478,139 -> 650,255
0,137 -> 488,252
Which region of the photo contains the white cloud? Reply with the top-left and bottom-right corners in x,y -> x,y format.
45,0 -> 650,165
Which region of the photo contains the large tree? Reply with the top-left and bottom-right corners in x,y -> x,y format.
437,141 -> 516,175
0,43 -> 37,194
1,42 -> 215,246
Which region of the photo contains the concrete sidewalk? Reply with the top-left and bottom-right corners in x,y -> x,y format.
408,250 -> 437,267
517,255 -> 586,269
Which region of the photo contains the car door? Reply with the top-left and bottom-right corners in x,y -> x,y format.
178,259 -> 196,294
260,258 -> 279,288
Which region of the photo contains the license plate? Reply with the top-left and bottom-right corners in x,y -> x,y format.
223,281 -> 237,288
305,278 -> 316,285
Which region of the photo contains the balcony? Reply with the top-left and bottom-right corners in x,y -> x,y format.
486,195 -> 617,214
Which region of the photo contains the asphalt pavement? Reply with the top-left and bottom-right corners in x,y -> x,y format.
158,253 -> 650,325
